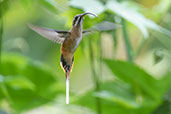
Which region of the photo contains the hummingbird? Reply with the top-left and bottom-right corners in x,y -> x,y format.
28,12 -> 98,104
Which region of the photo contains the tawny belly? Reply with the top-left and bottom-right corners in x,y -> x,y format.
61,37 -> 82,53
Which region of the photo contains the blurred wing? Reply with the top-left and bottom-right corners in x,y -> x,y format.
93,21 -> 120,31
82,29 -> 96,37
82,21 -> 120,38
28,24 -> 69,44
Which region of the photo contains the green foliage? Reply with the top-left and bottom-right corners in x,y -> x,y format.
102,59 -> 170,113
74,60 -> 170,114
0,0 -> 9,16
121,19 -> 134,61
153,89 -> 171,114
70,0 -> 105,15
37,0 -> 58,13
0,53 -> 60,113
0,0 -> 170,114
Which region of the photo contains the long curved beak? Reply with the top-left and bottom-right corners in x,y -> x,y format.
80,12 -> 98,18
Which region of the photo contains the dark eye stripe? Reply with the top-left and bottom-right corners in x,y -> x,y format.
73,16 -> 78,25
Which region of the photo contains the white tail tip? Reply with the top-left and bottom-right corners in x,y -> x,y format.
66,78 -> 69,104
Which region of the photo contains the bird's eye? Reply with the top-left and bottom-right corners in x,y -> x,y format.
75,16 -> 78,20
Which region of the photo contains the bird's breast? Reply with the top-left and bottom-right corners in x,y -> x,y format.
61,33 -> 82,54
73,36 -> 82,51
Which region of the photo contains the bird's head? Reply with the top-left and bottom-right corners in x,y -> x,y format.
72,12 -> 98,27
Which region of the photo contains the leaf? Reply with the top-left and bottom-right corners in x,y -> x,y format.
94,81 -> 140,108
74,60 -> 170,114
106,0 -> 171,38
4,76 -> 35,91
104,59 -> 164,99
19,0 -> 33,8
153,89 -> 171,114
69,0 -> 105,15
73,82 -> 142,114
38,0 -> 58,13
0,53 -> 61,112
95,91 -> 140,107
0,0 -> 9,17
103,59 -> 171,113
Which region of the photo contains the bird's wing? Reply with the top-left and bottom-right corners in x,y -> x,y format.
82,29 -> 96,37
28,24 -> 69,44
82,21 -> 120,37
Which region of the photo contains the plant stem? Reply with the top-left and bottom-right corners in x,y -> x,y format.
0,4 -> 3,63
98,33 -> 102,82
110,30 -> 117,58
121,18 -> 133,62
121,19 -> 144,104
88,38 -> 102,114
135,39 -> 147,58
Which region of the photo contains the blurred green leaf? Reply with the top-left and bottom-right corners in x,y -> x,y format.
157,0 -> 171,14
98,81 -> 142,114
19,0 -> 33,8
103,59 -> 171,113
38,0 -> 58,13
103,59 -> 166,99
95,84 -> 140,108
74,60 -> 170,114
0,53 -> 61,112
73,92 -> 97,111
74,81 -> 141,114
0,0 -> 9,17
106,0 -> 171,38
4,76 -> 35,91
153,90 -> 171,114
121,19 -> 134,62
69,0 -> 105,15
153,101 -> 171,114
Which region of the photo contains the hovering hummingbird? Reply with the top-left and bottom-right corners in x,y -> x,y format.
29,12 -> 98,104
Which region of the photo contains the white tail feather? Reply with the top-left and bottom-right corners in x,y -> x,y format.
66,78 -> 69,104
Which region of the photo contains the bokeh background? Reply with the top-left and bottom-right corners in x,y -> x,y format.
0,0 -> 171,114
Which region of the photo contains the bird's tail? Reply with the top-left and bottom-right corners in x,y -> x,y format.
60,54 -> 74,104
60,54 -> 74,79
66,78 -> 69,104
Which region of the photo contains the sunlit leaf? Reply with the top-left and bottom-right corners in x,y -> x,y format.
106,0 -> 171,38
74,81 -> 142,114
94,80 -> 141,108
103,59 -> 168,99
69,0 -> 105,15
95,91 -> 140,108
157,0 -> 171,13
